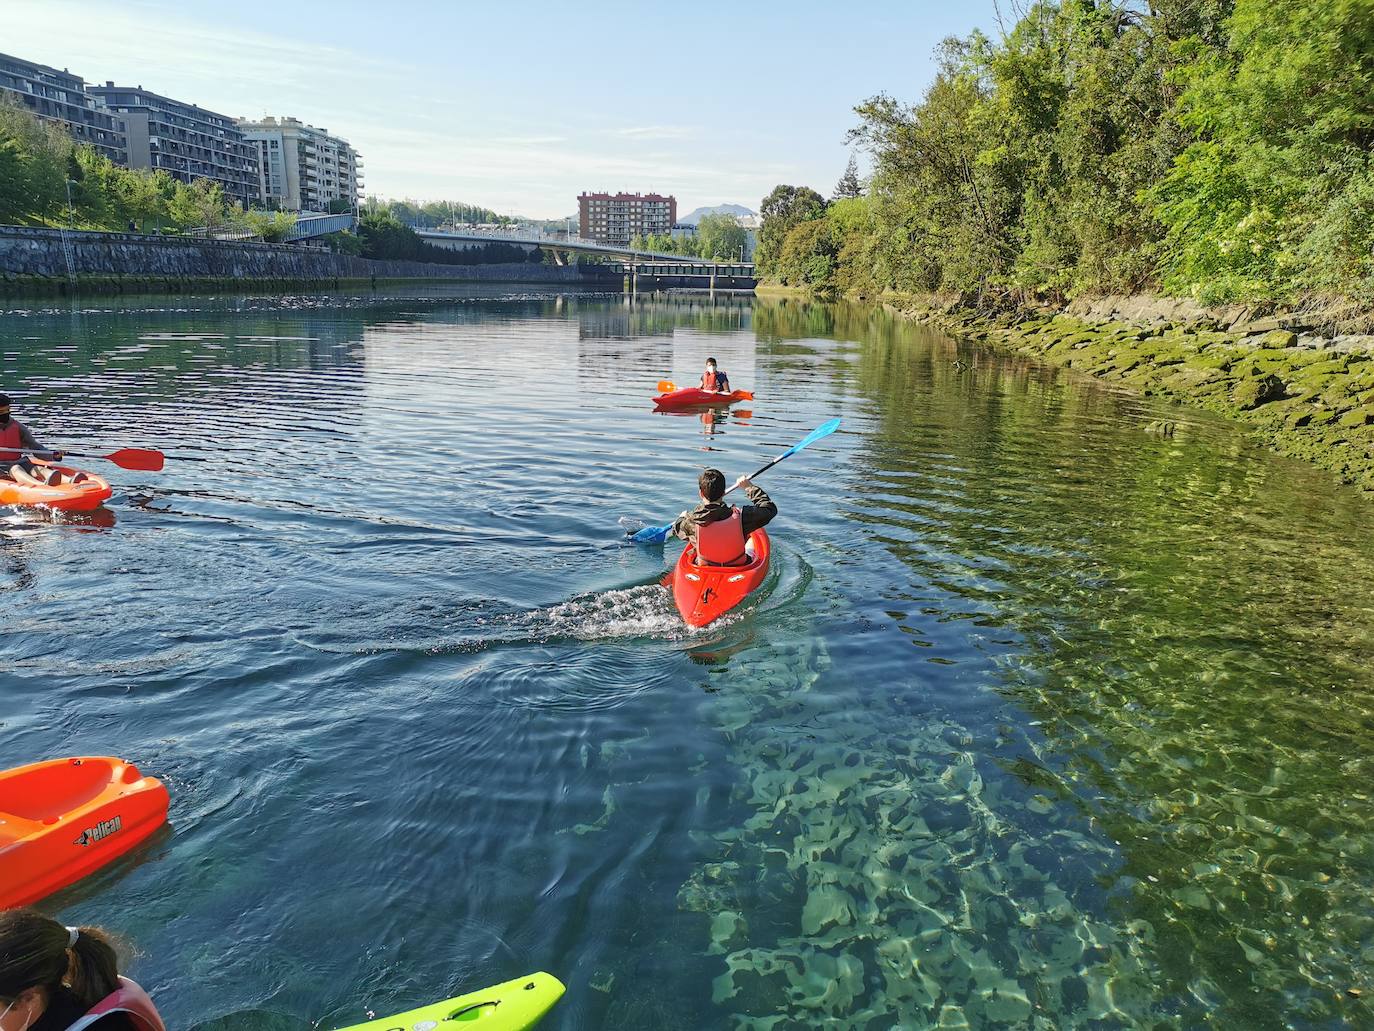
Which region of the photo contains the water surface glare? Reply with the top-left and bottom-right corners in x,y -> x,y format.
2,288 -> 1372,1029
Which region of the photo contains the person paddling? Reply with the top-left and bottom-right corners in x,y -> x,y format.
0,394 -> 73,486
699,357 -> 730,393
670,468 -> 776,566
0,910 -> 165,1031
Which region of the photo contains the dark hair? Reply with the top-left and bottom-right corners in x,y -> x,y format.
0,394 -> 10,406
698,468 -> 726,501
705,357 -> 717,367
0,911 -> 122,1010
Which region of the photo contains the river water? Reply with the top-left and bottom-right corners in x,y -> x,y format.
2,287 -> 1372,1030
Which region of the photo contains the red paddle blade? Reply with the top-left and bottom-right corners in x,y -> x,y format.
106,448 -> 165,471
657,379 -> 676,392
737,390 -> 754,400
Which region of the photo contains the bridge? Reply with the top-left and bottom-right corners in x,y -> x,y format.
416,226 -> 755,287
417,227 -> 754,268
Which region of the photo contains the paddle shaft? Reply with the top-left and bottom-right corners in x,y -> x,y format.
9,446 -> 180,471
723,455 -> 787,497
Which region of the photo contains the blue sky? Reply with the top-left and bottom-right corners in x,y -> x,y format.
8,0 -> 1002,219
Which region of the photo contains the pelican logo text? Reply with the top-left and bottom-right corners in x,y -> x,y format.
73,815 -> 122,847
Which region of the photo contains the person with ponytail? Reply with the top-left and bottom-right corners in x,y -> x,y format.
0,911 -> 164,1031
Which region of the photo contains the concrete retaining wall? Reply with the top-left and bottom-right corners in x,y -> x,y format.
0,225 -> 589,290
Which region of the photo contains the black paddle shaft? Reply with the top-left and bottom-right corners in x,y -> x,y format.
723,456 -> 784,497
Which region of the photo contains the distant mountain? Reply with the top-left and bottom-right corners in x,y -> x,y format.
677,203 -> 756,225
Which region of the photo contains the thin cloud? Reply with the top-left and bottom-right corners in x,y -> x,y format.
603,125 -> 696,140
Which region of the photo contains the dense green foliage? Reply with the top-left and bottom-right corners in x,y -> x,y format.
361,197 -> 506,227
631,213 -> 748,259
759,0 -> 1374,305
0,95 -> 294,238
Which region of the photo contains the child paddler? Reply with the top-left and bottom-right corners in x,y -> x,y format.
0,394 -> 74,486
670,468 -> 777,566
698,357 -> 730,393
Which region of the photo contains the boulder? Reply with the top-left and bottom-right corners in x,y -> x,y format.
1252,329 -> 1298,349
1232,373 -> 1287,410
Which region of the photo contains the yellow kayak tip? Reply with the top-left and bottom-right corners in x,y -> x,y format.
334,972 -> 565,1030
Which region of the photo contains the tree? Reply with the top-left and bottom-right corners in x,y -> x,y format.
697,212 -> 748,260
833,154 -> 863,199
168,178 -> 230,230
756,185 -> 827,276
0,94 -> 71,225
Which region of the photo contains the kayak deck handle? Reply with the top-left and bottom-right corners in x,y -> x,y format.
446,999 -> 499,1020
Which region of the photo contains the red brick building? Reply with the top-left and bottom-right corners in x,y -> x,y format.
578,192 -> 677,246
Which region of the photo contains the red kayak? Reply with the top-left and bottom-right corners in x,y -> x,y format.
671,529 -> 770,627
652,387 -> 754,410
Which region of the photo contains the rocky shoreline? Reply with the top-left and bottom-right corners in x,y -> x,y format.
880,294 -> 1374,492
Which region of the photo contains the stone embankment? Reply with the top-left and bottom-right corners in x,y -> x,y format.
885,293 -> 1374,492
0,225 -> 588,295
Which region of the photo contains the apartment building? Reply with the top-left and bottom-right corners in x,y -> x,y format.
578,192 -> 677,246
238,116 -> 363,212
0,51 -> 127,164
88,84 -> 260,208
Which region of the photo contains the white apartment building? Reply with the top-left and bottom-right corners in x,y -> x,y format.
238,116 -> 363,212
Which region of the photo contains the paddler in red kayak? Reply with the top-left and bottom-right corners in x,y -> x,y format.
0,394 -> 75,486
670,468 -> 777,565
0,910 -> 166,1031
699,357 -> 730,394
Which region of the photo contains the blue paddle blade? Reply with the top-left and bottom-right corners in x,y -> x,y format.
630,522 -> 672,544
780,417 -> 842,459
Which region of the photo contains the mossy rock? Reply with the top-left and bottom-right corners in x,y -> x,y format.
1252,329 -> 1298,348
1194,348 -> 1241,371
1231,373 -> 1286,410
1338,408 -> 1374,428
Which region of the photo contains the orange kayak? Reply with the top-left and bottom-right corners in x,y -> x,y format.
671,529 -> 770,627
0,463 -> 112,511
0,757 -> 169,909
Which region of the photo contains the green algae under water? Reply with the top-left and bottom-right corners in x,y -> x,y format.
2,289 -> 1372,1029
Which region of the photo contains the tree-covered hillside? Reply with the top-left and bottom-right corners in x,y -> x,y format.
758,0 -> 1374,307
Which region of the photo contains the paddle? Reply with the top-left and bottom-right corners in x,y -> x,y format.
13,447 -> 168,472
627,417 -> 842,544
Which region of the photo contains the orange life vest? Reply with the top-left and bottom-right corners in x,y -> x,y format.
0,420 -> 21,463
66,977 -> 166,1031
696,507 -> 747,565
700,370 -> 726,391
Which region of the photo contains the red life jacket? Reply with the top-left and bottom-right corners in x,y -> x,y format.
66,977 -> 166,1031
696,507 -> 748,566
0,419 -> 22,463
700,370 -> 725,391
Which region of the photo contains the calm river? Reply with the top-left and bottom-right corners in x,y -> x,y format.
2,287 -> 1371,1029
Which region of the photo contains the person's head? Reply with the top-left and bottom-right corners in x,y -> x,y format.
698,468 -> 726,502
0,911 -> 122,1030
704,357 -> 717,373
0,394 -> 11,426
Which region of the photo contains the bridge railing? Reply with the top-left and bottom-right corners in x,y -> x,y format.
416,226 -> 753,268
